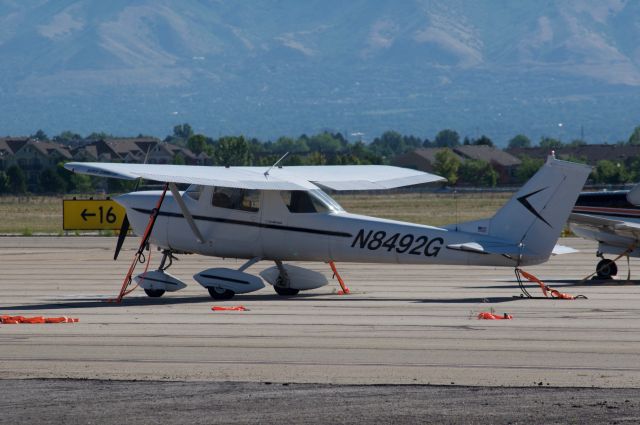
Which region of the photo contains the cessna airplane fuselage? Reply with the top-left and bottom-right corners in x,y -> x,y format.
66,156 -> 591,299
119,187 -> 512,267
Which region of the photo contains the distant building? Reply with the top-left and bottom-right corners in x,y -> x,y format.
0,136 -> 206,191
72,138 -> 202,165
454,145 -> 521,184
392,145 -> 521,185
0,137 -> 72,189
507,144 -> 640,165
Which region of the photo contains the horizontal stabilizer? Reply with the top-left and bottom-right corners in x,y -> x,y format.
446,241 -> 520,257
551,244 -> 578,255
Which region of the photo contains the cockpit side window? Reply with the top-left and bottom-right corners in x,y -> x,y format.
212,187 -> 260,212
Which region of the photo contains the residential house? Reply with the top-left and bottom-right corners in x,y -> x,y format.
0,138 -> 72,189
453,145 -> 521,184
506,144 -> 640,166
73,138 -> 202,165
392,145 -> 521,185
392,148 -> 464,174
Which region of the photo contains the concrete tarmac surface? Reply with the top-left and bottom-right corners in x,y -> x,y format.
1,236 -> 640,423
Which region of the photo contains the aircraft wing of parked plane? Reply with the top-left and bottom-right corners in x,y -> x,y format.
64,163 -> 445,191
65,155 -> 590,301
569,183 -> 640,278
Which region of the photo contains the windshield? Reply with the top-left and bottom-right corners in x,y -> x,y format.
280,189 -> 343,213
185,184 -> 203,200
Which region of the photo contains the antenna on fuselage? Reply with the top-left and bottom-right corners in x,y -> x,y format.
264,151 -> 290,177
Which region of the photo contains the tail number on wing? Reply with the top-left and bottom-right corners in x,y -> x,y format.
351,229 -> 443,257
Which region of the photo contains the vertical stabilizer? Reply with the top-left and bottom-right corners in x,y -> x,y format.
488,155 -> 591,259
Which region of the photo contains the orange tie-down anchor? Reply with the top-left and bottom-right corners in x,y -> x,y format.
515,268 -> 587,300
1,315 -> 79,324
329,261 -> 350,295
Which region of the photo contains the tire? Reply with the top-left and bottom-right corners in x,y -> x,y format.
208,287 -> 235,300
596,259 -> 618,279
274,286 -> 299,296
144,288 -> 165,298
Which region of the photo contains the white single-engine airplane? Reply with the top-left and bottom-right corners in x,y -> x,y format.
65,154 -> 590,300
569,183 -> 640,279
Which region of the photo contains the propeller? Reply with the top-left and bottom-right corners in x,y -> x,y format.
114,214 -> 130,260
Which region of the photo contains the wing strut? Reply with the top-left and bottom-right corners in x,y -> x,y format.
110,182 -> 169,303
168,183 -> 204,244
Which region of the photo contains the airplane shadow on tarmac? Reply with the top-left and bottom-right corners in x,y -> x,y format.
1,293 -> 527,311
474,278 -> 640,290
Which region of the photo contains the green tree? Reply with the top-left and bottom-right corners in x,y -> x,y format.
0,171 -> 8,194
86,132 -> 113,140
628,126 -> 640,145
273,136 -> 309,155
6,165 -> 27,194
539,137 -> 563,150
593,160 -> 628,184
307,132 -> 342,154
173,123 -> 194,140
471,135 -> 494,147
458,159 -> 498,187
38,167 -> 67,193
515,156 -> 544,183
214,136 -> 250,166
507,134 -> 531,149
567,139 -> 587,147
53,131 -> 82,146
434,129 -> 460,148
187,134 -> 209,155
304,151 -> 327,165
172,153 -> 186,165
348,141 -> 382,164
369,130 -> 422,159
31,129 -> 49,141
626,157 -> 640,181
59,162 -> 93,193
107,178 -> 137,194
433,149 -> 460,185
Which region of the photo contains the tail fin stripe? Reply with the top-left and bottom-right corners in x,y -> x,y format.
517,187 -> 552,227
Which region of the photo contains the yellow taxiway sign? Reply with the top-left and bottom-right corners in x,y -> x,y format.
63,199 -> 126,230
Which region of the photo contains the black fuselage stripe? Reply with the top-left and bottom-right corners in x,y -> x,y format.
132,208 -> 352,238
199,274 -> 250,285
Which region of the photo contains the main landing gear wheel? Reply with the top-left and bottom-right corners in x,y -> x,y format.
208,287 -> 235,300
274,286 -> 299,296
596,259 -> 618,279
144,288 -> 165,298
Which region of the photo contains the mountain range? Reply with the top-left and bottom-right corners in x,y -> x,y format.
0,0 -> 639,145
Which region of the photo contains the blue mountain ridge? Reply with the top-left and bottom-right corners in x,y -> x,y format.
0,0 -> 638,145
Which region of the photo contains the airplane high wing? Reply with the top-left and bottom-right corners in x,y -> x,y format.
64,163 -> 444,191
569,183 -> 640,278
65,155 -> 591,301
